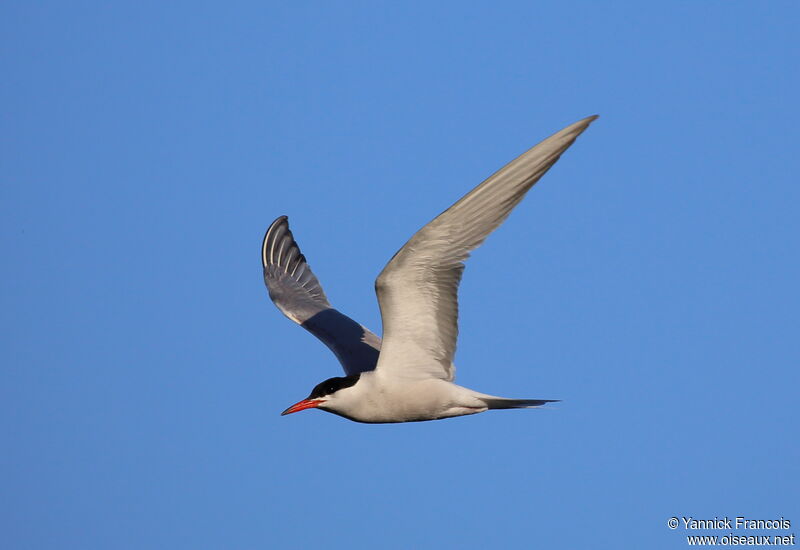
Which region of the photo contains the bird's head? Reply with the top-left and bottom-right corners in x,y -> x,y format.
281,374 -> 361,416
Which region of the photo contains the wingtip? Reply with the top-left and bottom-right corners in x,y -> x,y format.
267,215 -> 289,232
262,215 -> 291,269
550,114 -> 599,144
264,216 -> 288,236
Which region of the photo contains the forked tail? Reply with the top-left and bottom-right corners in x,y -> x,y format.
482,398 -> 560,410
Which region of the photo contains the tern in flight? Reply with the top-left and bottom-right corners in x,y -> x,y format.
263,115 -> 597,423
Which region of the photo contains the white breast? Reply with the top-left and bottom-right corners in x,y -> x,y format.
327,373 -> 488,423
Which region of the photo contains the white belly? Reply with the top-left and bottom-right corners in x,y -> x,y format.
330,375 -> 489,423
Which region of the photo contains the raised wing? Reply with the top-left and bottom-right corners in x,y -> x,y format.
262,216 -> 381,376
374,115 -> 597,381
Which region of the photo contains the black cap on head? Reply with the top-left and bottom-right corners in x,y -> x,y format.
308,374 -> 361,399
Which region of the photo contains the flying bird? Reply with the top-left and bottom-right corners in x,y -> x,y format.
262,115 -> 597,423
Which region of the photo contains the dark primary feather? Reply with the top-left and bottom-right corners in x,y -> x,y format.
262,216 -> 381,376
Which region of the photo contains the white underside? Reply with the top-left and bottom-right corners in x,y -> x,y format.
320,371 -> 496,423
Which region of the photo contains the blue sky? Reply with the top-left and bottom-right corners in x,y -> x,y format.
2,2 -> 798,549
